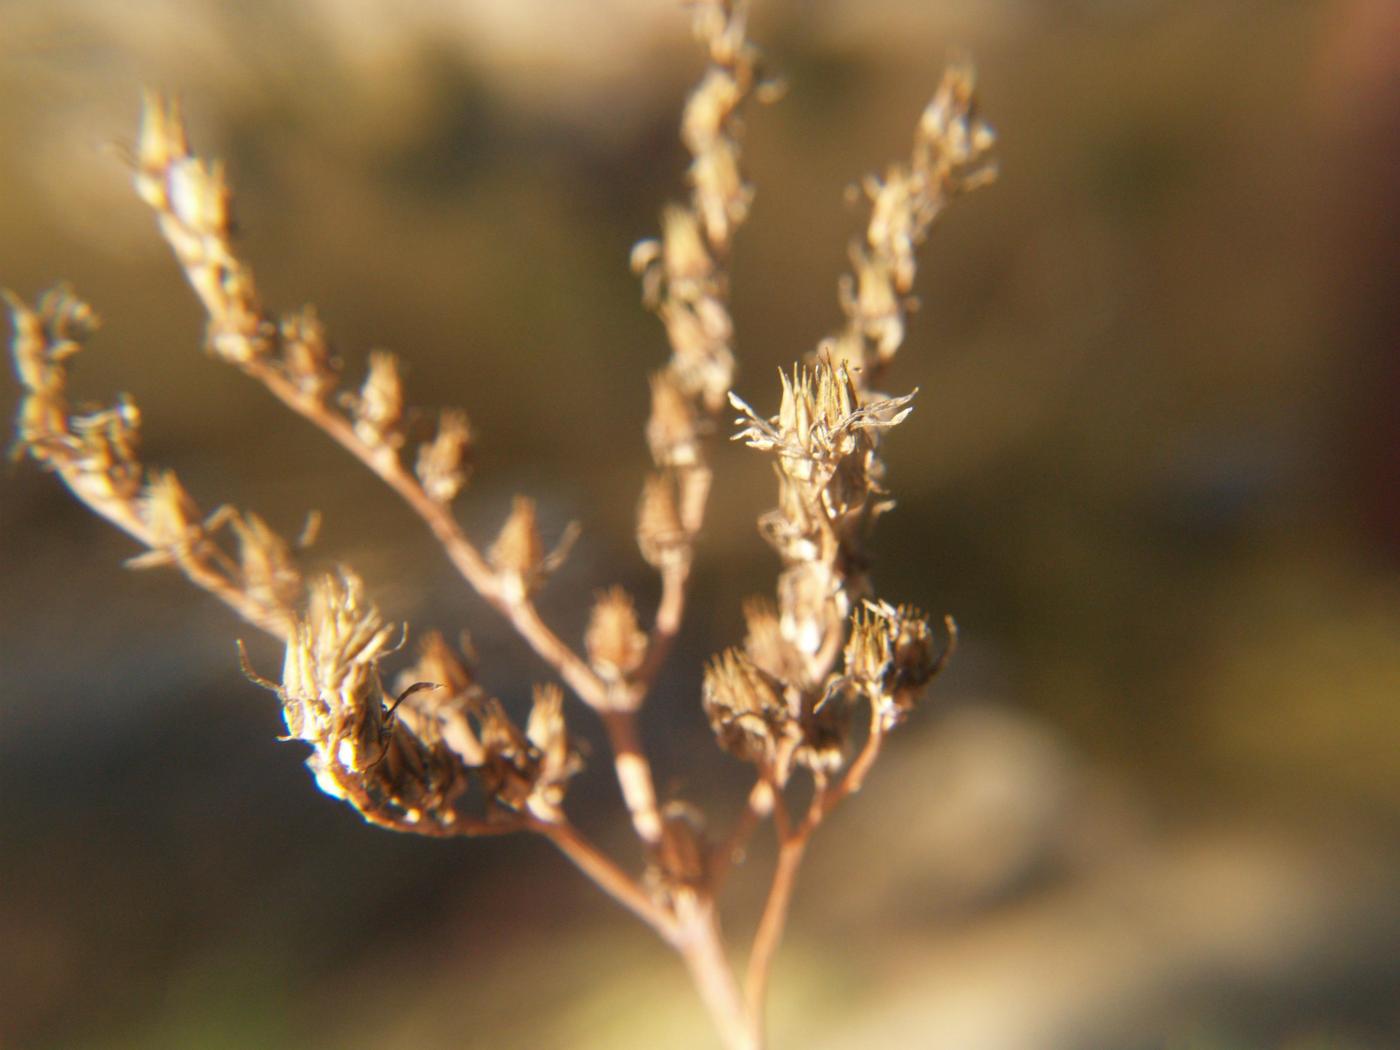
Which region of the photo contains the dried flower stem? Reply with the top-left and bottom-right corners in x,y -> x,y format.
130,94 -> 670,847
7,289 -> 298,641
8,6 -> 997,1046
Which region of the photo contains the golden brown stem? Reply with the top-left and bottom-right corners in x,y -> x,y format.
743,701 -> 887,1020
674,894 -> 760,1050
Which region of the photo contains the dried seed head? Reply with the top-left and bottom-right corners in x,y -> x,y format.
647,370 -> 701,468
845,604 -> 892,687
350,350 -> 405,449
416,409 -> 473,503
731,359 -> 913,483
845,601 -> 955,723
742,596 -> 805,684
919,63 -> 998,194
69,398 -> 143,502
637,473 -> 689,571
400,630 -> 476,702
683,69 -> 742,154
794,688 -> 851,774
660,205 -> 713,291
525,683 -> 582,812
230,511 -> 302,612
850,249 -> 904,357
135,92 -> 189,202
396,631 -> 484,766
702,648 -> 789,766
490,494 -> 545,598
690,136 -> 749,251
585,587 -> 647,682
280,571 -> 397,799
477,699 -> 535,809
650,801 -> 710,899
280,305 -> 337,400
141,470 -> 200,548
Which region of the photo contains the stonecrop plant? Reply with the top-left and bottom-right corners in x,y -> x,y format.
7,2 -> 996,1046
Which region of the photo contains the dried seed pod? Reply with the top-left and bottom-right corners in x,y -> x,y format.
525,683 -> 582,812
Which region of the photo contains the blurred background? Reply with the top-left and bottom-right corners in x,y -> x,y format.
2,1 -> 1398,1047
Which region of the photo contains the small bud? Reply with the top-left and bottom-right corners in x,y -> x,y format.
477,699 -> 534,809
647,371 -> 700,468
416,409 -> 473,503
794,688 -> 850,774
660,204 -> 713,289
135,93 -> 190,210
637,474 -> 688,571
525,683 -> 581,811
585,587 -> 647,681
652,801 -> 709,896
397,632 -> 484,765
229,511 -> 302,612
280,305 -> 337,400
742,596 -> 804,684
351,350 -> 404,449
490,495 -> 545,598
702,648 -> 789,766
141,470 -> 200,549
682,69 -> 740,154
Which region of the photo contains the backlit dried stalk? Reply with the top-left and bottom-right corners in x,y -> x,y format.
7,7 -> 995,1048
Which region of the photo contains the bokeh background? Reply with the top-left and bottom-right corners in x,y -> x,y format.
2,1 -> 1398,1047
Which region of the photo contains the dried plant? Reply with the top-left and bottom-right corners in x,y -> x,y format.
7,2 -> 995,1046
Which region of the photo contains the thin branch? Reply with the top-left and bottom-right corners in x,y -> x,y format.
743,832 -> 807,1024
531,817 -> 678,939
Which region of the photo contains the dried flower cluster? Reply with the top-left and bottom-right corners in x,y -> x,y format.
7,3 -> 994,1047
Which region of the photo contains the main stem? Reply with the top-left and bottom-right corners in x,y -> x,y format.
675,894 -> 761,1050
